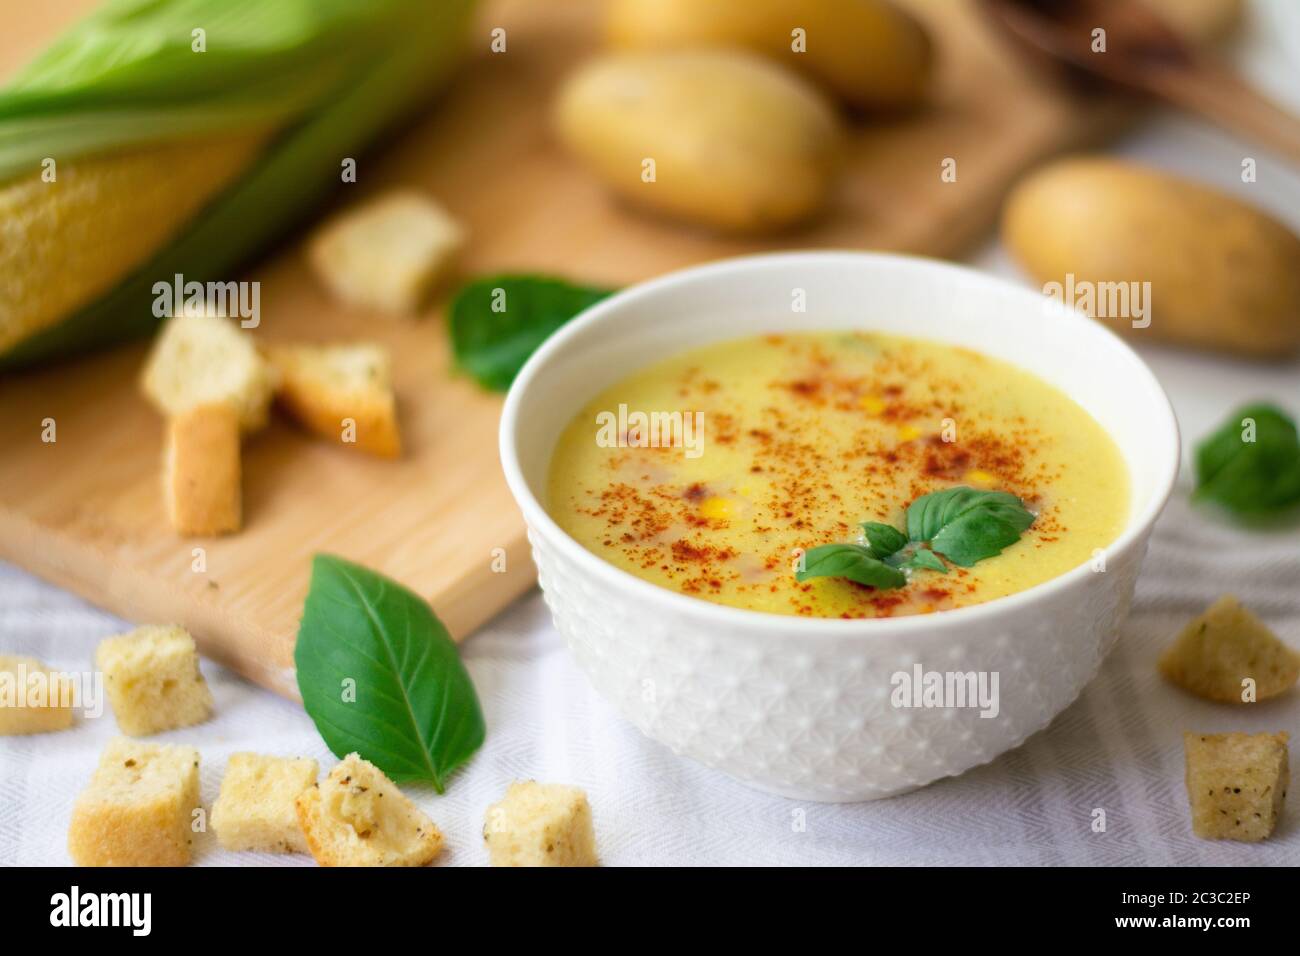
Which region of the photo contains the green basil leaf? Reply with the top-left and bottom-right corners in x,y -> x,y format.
901,547 -> 947,573
797,544 -> 907,590
861,521 -> 908,558
1194,403 -> 1300,518
448,275 -> 616,392
294,554 -> 485,792
906,486 -> 1035,567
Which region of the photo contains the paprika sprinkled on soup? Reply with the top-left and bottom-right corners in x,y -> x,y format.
547,332 -> 1128,618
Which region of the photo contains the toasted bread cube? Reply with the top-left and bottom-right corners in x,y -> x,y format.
164,402 -> 241,536
97,625 -> 213,737
141,313 -> 276,431
296,753 -> 442,866
483,781 -> 598,867
307,190 -> 464,314
0,655 -> 74,735
68,738 -> 201,866
1184,731 -> 1289,841
1159,595 -> 1300,703
266,343 -> 400,457
211,753 -> 318,854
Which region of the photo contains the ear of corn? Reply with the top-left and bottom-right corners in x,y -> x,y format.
0,0 -> 418,180
0,135 -> 266,356
0,0 -> 476,371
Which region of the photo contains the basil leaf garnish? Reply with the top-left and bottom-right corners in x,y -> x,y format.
294,554 -> 486,792
861,521 -> 908,558
797,486 -> 1034,590
901,547 -> 947,573
906,487 -> 1035,567
448,275 -> 615,391
797,544 -> 907,589
1194,403 -> 1300,518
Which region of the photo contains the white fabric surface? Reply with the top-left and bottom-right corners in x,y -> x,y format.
3,1 -> 1299,867
0,486 -> 1294,868
2,489 -> 1298,867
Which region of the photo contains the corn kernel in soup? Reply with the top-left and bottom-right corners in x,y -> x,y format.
547,332 -> 1128,618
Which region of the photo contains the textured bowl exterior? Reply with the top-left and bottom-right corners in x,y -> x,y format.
529,521 -> 1148,802
502,252 -> 1178,802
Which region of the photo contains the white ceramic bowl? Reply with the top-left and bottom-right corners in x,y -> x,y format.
500,252 -> 1179,802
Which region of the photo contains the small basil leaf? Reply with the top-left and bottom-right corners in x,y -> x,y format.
861,521 -> 908,558
906,486 -> 1035,567
902,547 -> 947,573
448,275 -> 616,391
906,487 -> 1034,542
797,543 -> 907,590
930,516 -> 1024,567
294,554 -> 486,792
1194,403 -> 1300,518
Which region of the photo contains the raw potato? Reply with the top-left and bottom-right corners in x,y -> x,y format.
555,50 -> 842,233
1003,158 -> 1300,356
605,0 -> 931,111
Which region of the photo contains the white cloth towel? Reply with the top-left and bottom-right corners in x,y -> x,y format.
1,490 -> 1298,866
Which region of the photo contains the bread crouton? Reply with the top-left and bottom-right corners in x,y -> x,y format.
164,402 -> 241,536
211,753 -> 318,854
0,655 -> 74,735
1184,731 -> 1289,841
68,738 -> 201,866
307,190 -> 464,314
141,313 -> 276,431
296,753 -> 442,867
97,625 -> 213,737
483,781 -> 598,867
266,343 -> 400,457
1159,595 -> 1300,703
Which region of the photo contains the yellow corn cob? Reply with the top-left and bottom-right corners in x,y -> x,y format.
0,134 -> 265,354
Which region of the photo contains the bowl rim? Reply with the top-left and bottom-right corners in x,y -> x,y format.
499,250 -> 1181,637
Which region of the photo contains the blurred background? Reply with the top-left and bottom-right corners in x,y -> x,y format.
4,0 -> 1295,443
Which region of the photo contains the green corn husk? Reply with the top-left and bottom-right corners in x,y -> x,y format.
0,0 -> 476,371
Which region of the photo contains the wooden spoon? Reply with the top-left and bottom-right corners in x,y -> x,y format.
979,0 -> 1300,165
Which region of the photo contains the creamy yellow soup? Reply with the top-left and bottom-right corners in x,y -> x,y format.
547,332 -> 1128,618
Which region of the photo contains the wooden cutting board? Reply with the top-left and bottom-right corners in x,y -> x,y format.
0,0 -> 1124,699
